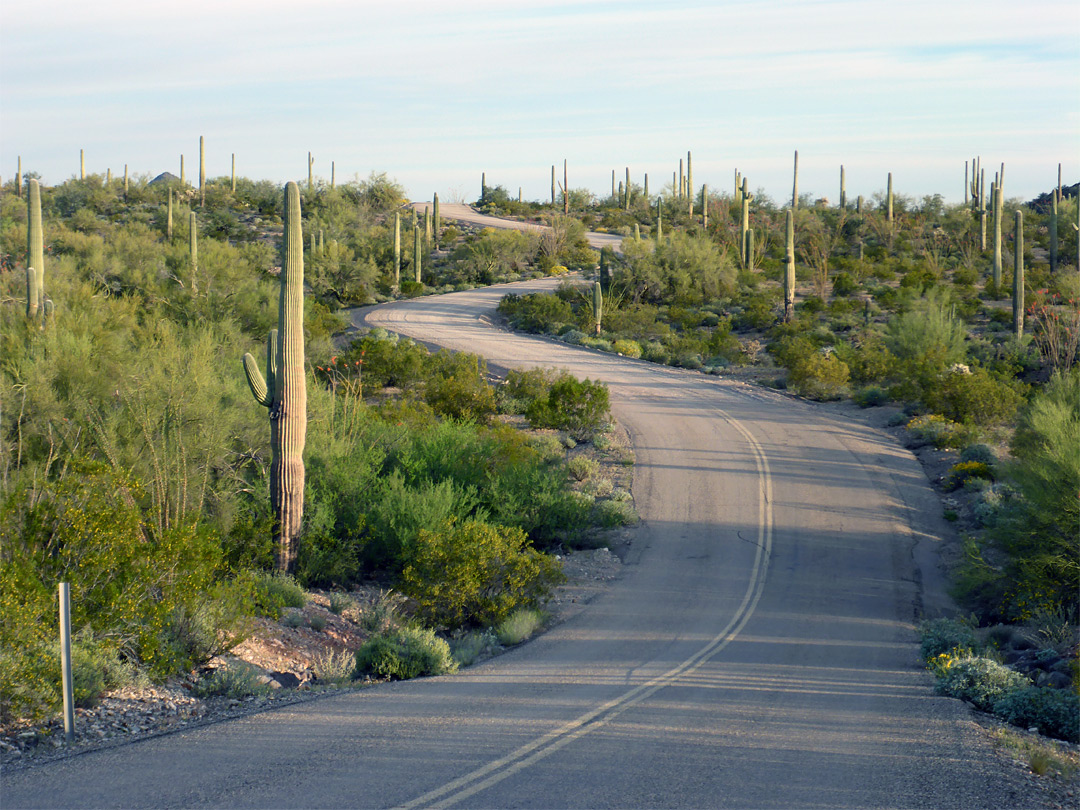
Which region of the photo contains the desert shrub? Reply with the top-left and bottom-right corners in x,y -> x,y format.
400,280 -> 424,297
934,654 -> 1030,711
594,499 -> 639,527
495,608 -> 546,646
328,593 -> 353,615
450,629 -> 500,667
924,366 -> 1026,426
338,334 -> 428,390
831,272 -> 860,296
920,617 -> 979,660
424,366 -> 497,423
994,687 -> 1080,743
853,385 -> 890,408
960,444 -> 997,467
885,288 -> 968,400
498,292 -> 574,333
612,339 -> 643,358
525,374 -> 611,438
400,520 -> 564,630
834,333 -> 894,386
561,329 -> 587,345
943,461 -> 994,492
580,337 -> 613,352
249,571 -> 307,619
905,414 -> 979,449
192,662 -> 272,699
354,626 -> 456,680
499,367 -> 557,413
788,351 -> 850,400
567,456 -> 599,482
988,369 -> 1080,620
312,649 -> 355,685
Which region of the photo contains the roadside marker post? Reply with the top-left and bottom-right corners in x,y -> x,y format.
59,582 -> 75,743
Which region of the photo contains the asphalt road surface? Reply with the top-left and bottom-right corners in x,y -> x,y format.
0,217 -> 1041,809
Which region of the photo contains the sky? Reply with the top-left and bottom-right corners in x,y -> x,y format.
2,0 -> 1077,205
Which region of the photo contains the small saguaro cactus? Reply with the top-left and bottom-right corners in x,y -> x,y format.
611,170 -> 616,200
481,172 -> 486,202
180,154 -> 185,186
839,165 -> 846,210
189,212 -> 198,291
551,165 -> 556,205
414,223 -> 422,283
701,183 -> 709,228
26,179 -> 45,320
424,208 -> 432,246
625,166 -> 631,211
792,149 -> 799,210
433,193 -> 441,245
166,189 -> 174,240
656,197 -> 663,243
678,158 -> 684,200
1013,210 -> 1024,339
308,152 -> 314,190
241,181 -> 307,572
592,281 -> 603,335
1049,187 -> 1059,273
992,181 -> 1002,290
887,173 -> 894,222
643,173 -> 649,200
393,212 -> 401,290
784,209 -> 795,322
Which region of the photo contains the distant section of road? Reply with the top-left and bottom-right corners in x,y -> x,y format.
411,201 -> 625,254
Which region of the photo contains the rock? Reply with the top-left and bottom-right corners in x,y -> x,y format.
270,671 -> 301,689
1047,672 -> 1073,690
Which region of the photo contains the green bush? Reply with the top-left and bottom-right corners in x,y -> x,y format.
853,385 -> 890,408
498,292 -> 574,333
943,461 -> 994,492
960,444 -> 997,467
925,367 -> 1026,426
354,626 -> 456,680
499,367 -> 557,413
919,617 -> 979,660
994,686 -> 1080,743
612,339 -> 642,358
594,498 -> 639,527
567,456 -> 599,482
525,374 -> 611,438
935,654 -> 1031,711
192,662 -> 272,699
905,414 -> 979,449
788,351 -> 850,400
400,519 -> 564,630
248,571 -> 308,619
495,608 -> 546,646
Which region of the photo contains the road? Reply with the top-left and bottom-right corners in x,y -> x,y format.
0,219 -> 1040,808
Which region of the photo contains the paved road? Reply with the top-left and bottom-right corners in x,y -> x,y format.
411,202 -> 625,253
2,269 -> 1040,806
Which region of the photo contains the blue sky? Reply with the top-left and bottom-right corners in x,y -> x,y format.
2,0 -> 1076,204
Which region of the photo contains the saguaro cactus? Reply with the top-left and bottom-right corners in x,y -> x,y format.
702,183 -> 709,228
167,189 -> 174,240
656,197 -> 663,243
1049,188 -> 1059,273
180,155 -> 185,186
308,153 -> 314,190
592,281 -> 603,335
393,212 -> 401,290
992,181 -> 1002,290
331,161 -> 335,190
16,156 -> 21,198
792,150 -> 799,210
839,165 -> 846,210
231,154 -> 236,193
644,173 -> 649,200
551,165 -> 556,206
242,181 -> 307,572
414,224 -> 422,282
199,135 -> 206,207
433,193 -> 441,245
887,173 -> 894,222
80,149 -> 85,180
784,209 -> 795,322
26,179 -> 45,320
625,166 -> 631,211
563,159 -> 568,215
740,191 -> 752,265
1013,210 -> 1024,339
189,212 -> 198,292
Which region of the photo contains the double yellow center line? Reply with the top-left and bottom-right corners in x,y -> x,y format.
398,413 -> 773,809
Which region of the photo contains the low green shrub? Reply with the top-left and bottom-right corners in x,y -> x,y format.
789,351 -> 850,401
853,385 -> 890,408
994,687 -> 1080,743
567,456 -> 599,482
920,617 -> 979,660
450,629 -> 500,667
960,443 -> 997,467
905,414 -> 979,449
249,572 -> 308,619
525,374 -> 611,438
943,461 -> 994,492
496,608 -> 546,646
612,339 -> 642,358
354,626 -> 456,680
328,593 -> 353,615
594,499 -> 638,527
192,662 -> 271,699
312,649 -> 356,685
934,654 -> 1030,711
401,520 -> 565,630
925,367 -> 1026,426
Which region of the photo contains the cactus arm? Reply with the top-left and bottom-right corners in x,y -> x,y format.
243,353 -> 271,406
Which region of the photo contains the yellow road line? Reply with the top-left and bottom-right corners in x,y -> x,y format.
397,409 -> 773,810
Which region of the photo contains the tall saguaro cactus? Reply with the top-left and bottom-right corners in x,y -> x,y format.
26,179 -> 45,320
180,155 -> 185,186
656,197 -> 663,243
393,212 -> 401,291
189,212 -> 198,292
792,149 -> 799,210
992,181 -> 1002,290
1049,187 -> 1059,273
1013,210 -> 1024,339
551,165 -> 556,206
414,224 -> 422,283
80,149 -> 85,180
784,209 -> 795,322
701,184 -> 709,228
242,181 -> 307,572
433,193 -> 441,246
592,281 -> 603,335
